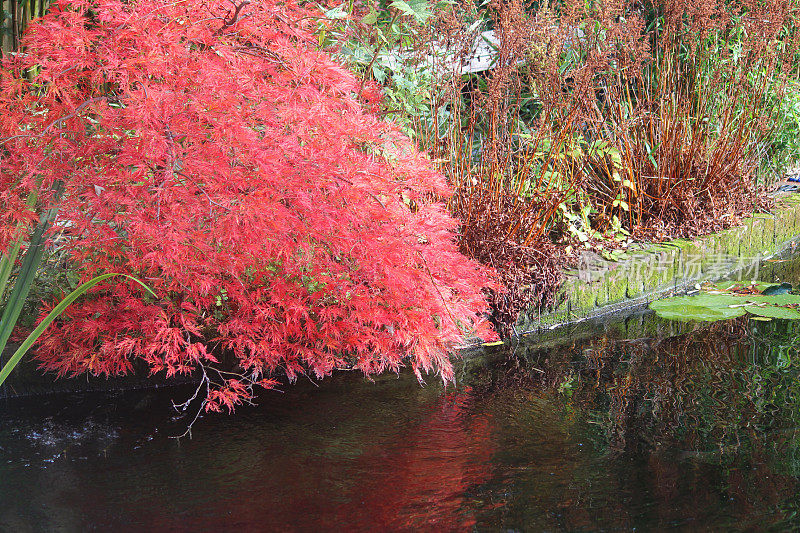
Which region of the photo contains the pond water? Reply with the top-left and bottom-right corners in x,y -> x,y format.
4,260 -> 800,530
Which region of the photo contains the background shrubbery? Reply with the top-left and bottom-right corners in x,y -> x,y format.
324,0 -> 800,330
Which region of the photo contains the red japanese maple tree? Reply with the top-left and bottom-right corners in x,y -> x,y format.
0,0 -> 496,410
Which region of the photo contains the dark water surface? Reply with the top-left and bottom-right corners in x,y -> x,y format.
5,262 -> 800,530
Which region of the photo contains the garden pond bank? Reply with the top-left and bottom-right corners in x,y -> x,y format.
4,253 -> 800,529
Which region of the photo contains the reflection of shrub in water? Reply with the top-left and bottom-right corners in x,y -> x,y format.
466,318 -> 800,458
623,320 -> 800,457
463,318 -> 800,522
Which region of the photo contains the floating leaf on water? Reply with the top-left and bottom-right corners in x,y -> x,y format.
649,294 -> 746,322
741,293 -> 800,306
482,340 -> 505,347
649,283 -> 800,323
652,304 -> 747,322
743,305 -> 800,320
650,293 -> 742,309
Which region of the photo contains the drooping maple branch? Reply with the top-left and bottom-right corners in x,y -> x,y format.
214,0 -> 250,34
1,96 -> 107,144
171,362 -> 210,439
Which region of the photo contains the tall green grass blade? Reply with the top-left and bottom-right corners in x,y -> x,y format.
0,190 -> 39,304
0,241 -> 25,305
0,273 -> 155,387
0,194 -> 59,360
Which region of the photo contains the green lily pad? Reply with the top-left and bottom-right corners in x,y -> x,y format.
744,305 -> 800,320
737,294 -> 800,306
650,293 -> 741,309
649,294 -> 747,322
652,304 -> 747,322
649,287 -> 800,323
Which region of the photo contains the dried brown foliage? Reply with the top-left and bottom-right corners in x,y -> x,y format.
457,189 -> 564,335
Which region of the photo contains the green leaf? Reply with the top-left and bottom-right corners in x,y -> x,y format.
324,4 -> 348,19
0,186 -> 61,360
390,0 -> 431,22
650,294 -> 747,322
361,11 -> 378,24
744,305 -> 800,320
740,294 -> 800,306
466,18 -> 483,33
0,273 -> 156,387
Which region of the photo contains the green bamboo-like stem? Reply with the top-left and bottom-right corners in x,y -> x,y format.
11,0 -> 19,51
1,0 -> 52,54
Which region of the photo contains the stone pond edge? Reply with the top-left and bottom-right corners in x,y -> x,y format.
515,194 -> 800,334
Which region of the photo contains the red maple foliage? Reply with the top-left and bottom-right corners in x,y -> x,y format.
0,0 -> 496,411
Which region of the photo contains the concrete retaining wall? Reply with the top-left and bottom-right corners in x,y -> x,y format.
517,194 -> 800,332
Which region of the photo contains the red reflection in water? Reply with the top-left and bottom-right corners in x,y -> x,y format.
51,385 -> 500,531
331,387 -> 496,530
